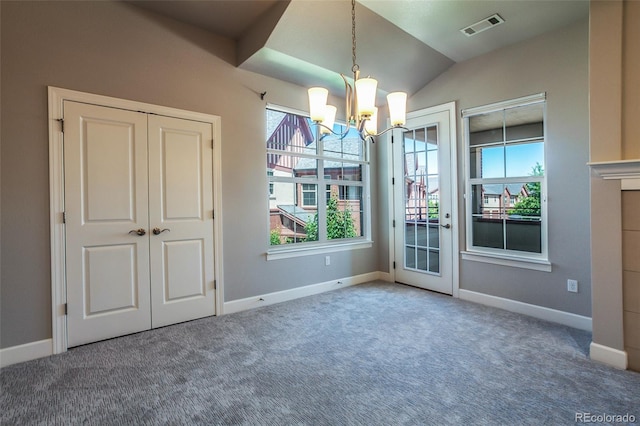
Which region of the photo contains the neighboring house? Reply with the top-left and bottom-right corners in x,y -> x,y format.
481,183 -> 529,218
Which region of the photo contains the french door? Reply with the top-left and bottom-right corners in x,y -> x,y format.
393,105 -> 456,295
64,101 -> 215,347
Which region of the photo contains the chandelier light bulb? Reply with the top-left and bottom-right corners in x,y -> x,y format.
387,92 -> 407,126
308,87 -> 329,122
321,105 -> 337,134
364,107 -> 378,135
355,77 -> 378,118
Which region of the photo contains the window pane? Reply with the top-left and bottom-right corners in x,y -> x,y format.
292,157 -> 318,179
322,132 -> 363,160
469,110 -> 504,145
326,186 -> 363,239
505,142 -> 544,178
269,183 -> 316,245
472,184 -> 507,218
505,180 -> 542,253
471,183 -> 505,249
324,161 -> 362,182
505,104 -> 544,141
506,219 -> 542,253
507,182 -> 541,219
469,145 -> 505,179
266,110 -> 316,154
472,216 -> 504,249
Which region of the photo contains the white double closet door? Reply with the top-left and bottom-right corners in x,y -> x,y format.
64,101 -> 215,347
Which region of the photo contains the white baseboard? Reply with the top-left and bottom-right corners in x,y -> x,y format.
0,339 -> 53,368
589,342 -> 628,369
377,271 -> 392,283
223,271 -> 386,315
458,289 -> 593,331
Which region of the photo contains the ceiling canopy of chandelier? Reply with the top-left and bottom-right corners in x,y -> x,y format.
307,0 -> 408,141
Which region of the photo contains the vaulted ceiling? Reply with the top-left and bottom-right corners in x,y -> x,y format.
126,0 -> 589,100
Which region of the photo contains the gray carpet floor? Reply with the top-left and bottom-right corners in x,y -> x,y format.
1,281 -> 639,425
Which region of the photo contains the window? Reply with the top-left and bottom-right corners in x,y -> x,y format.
266,106 -> 369,249
267,170 -> 274,197
301,183 -> 317,207
463,93 -> 547,261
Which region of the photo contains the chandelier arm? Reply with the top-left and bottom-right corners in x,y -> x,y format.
314,122 -> 344,136
366,124 -> 410,139
341,73 -> 353,135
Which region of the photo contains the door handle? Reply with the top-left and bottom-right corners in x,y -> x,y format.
152,227 -> 171,235
440,224 -> 451,229
128,228 -> 146,236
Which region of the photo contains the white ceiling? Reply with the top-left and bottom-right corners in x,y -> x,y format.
126,0 -> 589,99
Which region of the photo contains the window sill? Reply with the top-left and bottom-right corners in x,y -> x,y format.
461,251 -> 551,272
266,240 -> 373,261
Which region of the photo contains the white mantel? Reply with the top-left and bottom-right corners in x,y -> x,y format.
588,159 -> 640,190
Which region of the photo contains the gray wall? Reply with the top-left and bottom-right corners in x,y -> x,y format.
402,18 -> 591,316
0,1 -> 381,349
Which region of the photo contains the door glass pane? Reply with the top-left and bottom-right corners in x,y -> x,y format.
428,249 -> 440,273
403,125 -> 441,275
406,246 -> 416,269
417,248 -> 428,270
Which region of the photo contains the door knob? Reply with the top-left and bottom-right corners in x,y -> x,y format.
128,228 -> 146,236
440,224 -> 451,229
152,227 -> 171,235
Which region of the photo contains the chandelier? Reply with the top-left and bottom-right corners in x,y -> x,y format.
307,0 -> 408,141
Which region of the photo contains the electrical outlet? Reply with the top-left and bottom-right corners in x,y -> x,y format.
325,255 -> 330,266
567,279 -> 578,293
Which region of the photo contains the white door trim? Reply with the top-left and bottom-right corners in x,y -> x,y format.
48,86 -> 224,354
386,101 -> 459,297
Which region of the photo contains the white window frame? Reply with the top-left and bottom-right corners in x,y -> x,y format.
301,183 -> 317,207
461,93 -> 551,272
266,104 -> 372,260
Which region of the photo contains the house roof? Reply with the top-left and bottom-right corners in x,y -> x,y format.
294,137 -> 362,172
483,183 -> 527,196
278,205 -> 314,225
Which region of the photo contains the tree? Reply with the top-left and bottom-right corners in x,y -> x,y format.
509,163 -> 543,217
270,229 -> 282,245
304,195 -> 357,241
428,199 -> 439,219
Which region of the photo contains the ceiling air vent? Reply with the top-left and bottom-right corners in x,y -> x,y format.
460,14 -> 505,37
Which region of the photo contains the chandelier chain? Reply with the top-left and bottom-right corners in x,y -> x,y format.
351,0 -> 358,72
